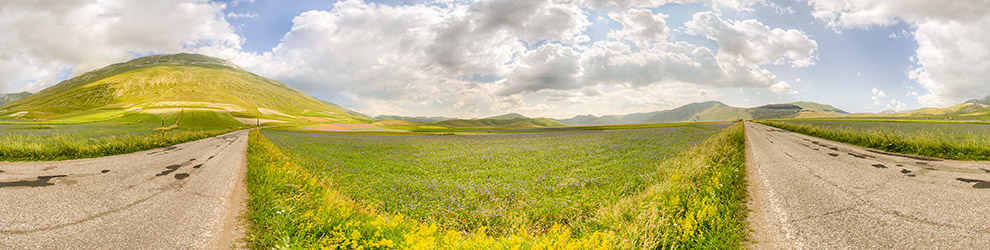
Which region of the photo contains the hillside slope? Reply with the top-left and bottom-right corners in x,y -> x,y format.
0,53 -> 370,123
966,95 -> 990,105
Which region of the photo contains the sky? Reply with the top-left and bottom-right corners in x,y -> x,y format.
1,0 -> 988,119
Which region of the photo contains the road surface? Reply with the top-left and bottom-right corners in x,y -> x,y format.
0,130 -> 249,249
745,122 -> 990,249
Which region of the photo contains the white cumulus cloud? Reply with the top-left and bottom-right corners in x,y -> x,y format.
770,81 -> 797,94
808,0 -> 990,107
607,9 -> 669,48
1,0 -> 242,92
887,98 -> 906,110
685,11 -> 818,68
871,88 -> 887,105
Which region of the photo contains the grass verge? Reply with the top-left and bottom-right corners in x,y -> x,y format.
0,129 -> 239,161
758,120 -> 990,161
244,122 -> 746,249
0,110 -> 246,161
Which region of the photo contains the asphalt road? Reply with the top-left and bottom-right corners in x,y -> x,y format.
0,130 -> 249,249
745,122 -> 990,249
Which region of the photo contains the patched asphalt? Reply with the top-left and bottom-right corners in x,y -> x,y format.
745,122 -> 990,249
0,130 -> 249,249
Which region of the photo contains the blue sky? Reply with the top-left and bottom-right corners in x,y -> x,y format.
2,0 -> 987,118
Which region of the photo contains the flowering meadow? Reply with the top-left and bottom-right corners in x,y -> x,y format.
245,122 -> 747,249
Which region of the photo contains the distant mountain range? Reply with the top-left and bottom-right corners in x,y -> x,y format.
375,112 -> 565,128
966,96 -> 990,105
850,98 -> 990,119
374,115 -> 456,124
0,91 -> 31,106
555,101 -> 850,125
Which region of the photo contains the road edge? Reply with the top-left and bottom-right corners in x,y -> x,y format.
214,131 -> 250,249
743,122 -> 774,249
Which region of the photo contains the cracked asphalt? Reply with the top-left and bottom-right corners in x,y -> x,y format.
745,122 -> 990,249
0,130 -> 249,249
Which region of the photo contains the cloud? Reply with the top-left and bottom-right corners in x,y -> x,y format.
0,0 -> 823,118
498,43 -> 582,96
871,88 -> 887,105
581,0 -> 768,12
226,12 -> 259,20
607,9 -> 669,48
770,81 -> 797,94
243,0 -> 817,116
580,40 -> 776,90
887,98 -> 906,110
808,0 -> 989,29
471,0 -> 591,44
910,16 -> 990,106
808,0 -> 990,106
0,0 -> 241,92
685,11 -> 818,68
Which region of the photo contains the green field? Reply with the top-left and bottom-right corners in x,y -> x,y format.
0,110 -> 246,161
245,123 -> 748,248
760,119 -> 990,160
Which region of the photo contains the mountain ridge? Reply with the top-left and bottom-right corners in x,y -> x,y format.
374,115 -> 457,123
0,91 -> 31,106
0,53 -> 371,123
556,101 -> 850,125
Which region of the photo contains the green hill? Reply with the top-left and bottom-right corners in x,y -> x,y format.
0,53 -> 371,123
646,101 -> 741,123
789,102 -> 850,116
485,113 -> 528,120
0,91 -> 31,106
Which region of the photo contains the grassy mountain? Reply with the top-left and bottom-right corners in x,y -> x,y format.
556,101 -> 850,125
0,53 -> 370,123
557,114 -> 623,125
0,91 -> 31,106
789,102 -> 850,116
555,111 -> 659,125
646,101 -> 742,123
966,95 -> 990,105
433,112 -> 566,128
374,115 -> 456,123
485,113 -> 528,120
